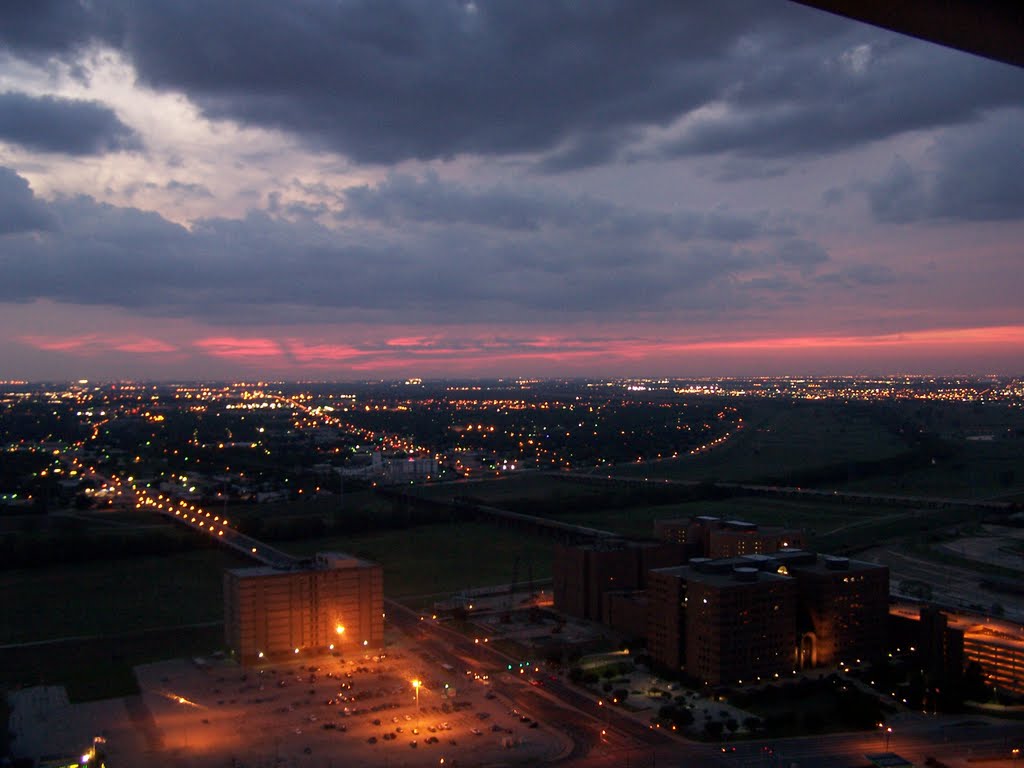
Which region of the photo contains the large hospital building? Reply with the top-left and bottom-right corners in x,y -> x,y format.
224,552 -> 384,664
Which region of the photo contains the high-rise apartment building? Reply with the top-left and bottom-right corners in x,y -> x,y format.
224,552 -> 384,665
553,540 -> 686,622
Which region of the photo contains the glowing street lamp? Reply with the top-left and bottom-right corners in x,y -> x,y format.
878,723 -> 893,750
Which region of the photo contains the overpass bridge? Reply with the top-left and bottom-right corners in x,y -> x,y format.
547,471 -> 1018,513
139,493 -> 299,569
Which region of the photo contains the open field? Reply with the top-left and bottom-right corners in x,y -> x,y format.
0,625 -> 222,701
525,494 -> 916,543
0,521 -> 555,648
0,548 -> 247,646
231,488 -> 392,519
614,402 -> 910,484
836,438 -> 1024,500
412,472 -> 606,505
283,522 -> 555,604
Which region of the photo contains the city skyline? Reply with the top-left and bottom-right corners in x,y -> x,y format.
1,2 -> 1023,379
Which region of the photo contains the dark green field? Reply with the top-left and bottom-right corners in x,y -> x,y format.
283,521 -> 554,603
614,401 -> 910,484
0,548 -> 245,645
836,438 -> 1024,500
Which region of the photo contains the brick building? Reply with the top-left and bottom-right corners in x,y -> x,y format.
891,603 -> 1024,697
776,551 -> 889,668
648,560 -> 797,685
553,540 -> 686,622
224,552 -> 383,665
654,515 -> 804,559
645,551 -> 888,684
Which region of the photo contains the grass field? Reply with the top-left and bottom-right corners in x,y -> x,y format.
0,625 -> 223,701
230,488 -> 392,518
282,521 -> 554,603
0,548 -> 247,645
412,473 -> 606,505
836,439 -> 1024,500
614,402 -> 909,484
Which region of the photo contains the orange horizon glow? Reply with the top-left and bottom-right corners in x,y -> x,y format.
15,323 -> 1024,376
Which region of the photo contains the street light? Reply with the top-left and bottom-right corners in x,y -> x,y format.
879,724 -> 892,750
598,699 -> 610,739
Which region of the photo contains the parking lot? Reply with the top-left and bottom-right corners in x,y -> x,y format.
128,640 -> 570,767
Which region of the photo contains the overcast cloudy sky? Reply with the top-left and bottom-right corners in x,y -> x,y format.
1,1 -> 1022,380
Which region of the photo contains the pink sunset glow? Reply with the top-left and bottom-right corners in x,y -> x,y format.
0,3 -> 1021,380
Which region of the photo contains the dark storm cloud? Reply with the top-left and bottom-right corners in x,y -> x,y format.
773,239 -> 829,271
341,174 -> 763,241
0,166 -> 796,324
109,0 -> 752,165
0,0 -> 110,61
0,92 -> 141,155
0,167 -> 53,234
663,40 -> 1024,160
10,0 -> 1008,168
816,263 -> 897,287
868,111 -> 1024,222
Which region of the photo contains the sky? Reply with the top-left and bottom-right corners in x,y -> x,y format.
1,1 -> 1022,381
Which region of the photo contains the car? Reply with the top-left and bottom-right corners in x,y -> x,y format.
721,745 -> 736,753
471,728 -> 482,736
529,721 -> 539,729
366,736 -> 377,744
410,741 -> 418,748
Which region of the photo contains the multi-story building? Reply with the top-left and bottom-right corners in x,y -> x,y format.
653,516 -> 804,559
603,590 -> 649,640
224,552 -> 383,665
553,540 -> 686,622
645,551 -> 888,685
891,604 -> 1024,697
648,560 -> 797,685
647,566 -> 691,672
778,551 -> 889,668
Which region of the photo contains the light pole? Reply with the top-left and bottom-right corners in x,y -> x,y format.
412,679 -> 422,730
879,725 -> 892,750
598,699 -> 610,741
